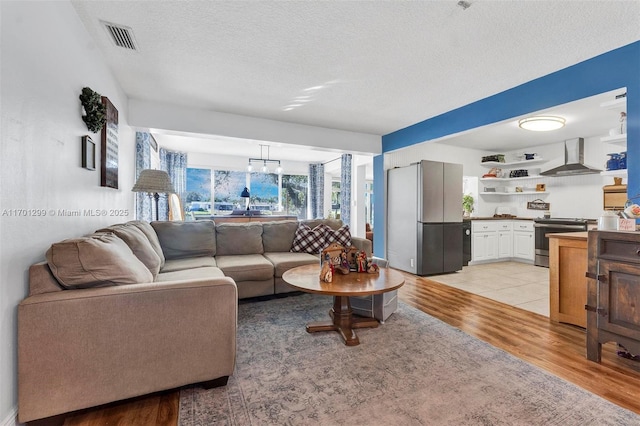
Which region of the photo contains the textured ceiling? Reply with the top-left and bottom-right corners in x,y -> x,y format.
71,1 -> 639,154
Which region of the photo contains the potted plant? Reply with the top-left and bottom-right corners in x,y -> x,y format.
463,194 -> 474,217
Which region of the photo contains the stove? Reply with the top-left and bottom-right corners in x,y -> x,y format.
533,218 -> 589,267
534,217 -> 589,226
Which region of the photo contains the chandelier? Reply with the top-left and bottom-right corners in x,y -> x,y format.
247,144 -> 283,174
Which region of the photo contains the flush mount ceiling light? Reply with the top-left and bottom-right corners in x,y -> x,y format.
518,116 -> 566,131
247,144 -> 283,174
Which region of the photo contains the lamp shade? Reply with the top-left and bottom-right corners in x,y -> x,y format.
240,187 -> 250,198
132,170 -> 176,194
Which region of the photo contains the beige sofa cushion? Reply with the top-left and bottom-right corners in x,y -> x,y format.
263,252 -> 318,278
45,233 -> 153,289
151,220 -> 216,259
215,254 -> 273,282
156,266 -> 225,282
215,223 -> 263,256
98,224 -> 161,277
127,220 -> 165,267
262,220 -> 298,252
161,257 -> 217,273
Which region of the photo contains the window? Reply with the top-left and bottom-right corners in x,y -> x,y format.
282,174 -> 307,219
186,168 -> 309,219
330,181 -> 341,219
214,170 -> 246,214
249,172 -> 279,212
185,168 -> 212,218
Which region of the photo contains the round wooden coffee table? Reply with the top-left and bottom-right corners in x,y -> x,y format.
282,264 -> 405,346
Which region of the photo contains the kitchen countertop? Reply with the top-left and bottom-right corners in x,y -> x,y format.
464,216 -> 535,221
547,231 -> 588,241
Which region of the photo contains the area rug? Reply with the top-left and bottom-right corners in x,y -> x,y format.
179,293 -> 638,425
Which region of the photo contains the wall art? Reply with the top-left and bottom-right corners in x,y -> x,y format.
100,97 -> 119,188
81,135 -> 96,170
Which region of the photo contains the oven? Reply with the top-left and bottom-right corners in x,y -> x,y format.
534,218 -> 589,267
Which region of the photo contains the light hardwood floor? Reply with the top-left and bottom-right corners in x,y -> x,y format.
47,271 -> 640,425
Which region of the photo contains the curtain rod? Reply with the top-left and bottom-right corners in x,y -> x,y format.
322,156 -> 341,165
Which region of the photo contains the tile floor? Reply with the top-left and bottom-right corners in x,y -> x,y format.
428,261 -> 550,317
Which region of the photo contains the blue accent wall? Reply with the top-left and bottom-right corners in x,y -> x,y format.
376,41 -> 640,256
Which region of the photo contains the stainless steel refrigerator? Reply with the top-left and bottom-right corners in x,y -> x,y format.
387,160 -> 463,276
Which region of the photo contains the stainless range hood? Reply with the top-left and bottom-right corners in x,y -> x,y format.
540,137 -> 601,176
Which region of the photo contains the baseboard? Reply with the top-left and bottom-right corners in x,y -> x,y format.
0,406 -> 19,426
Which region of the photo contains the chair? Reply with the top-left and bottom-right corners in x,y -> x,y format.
350,257 -> 398,323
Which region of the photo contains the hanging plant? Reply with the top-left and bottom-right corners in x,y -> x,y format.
79,87 -> 107,133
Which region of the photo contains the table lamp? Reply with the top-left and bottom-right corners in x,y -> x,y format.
240,187 -> 250,211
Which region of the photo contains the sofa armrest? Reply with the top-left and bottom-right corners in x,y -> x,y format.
351,236 -> 372,257
18,277 -> 237,423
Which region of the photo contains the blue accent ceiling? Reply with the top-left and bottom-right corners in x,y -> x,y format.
377,41 -> 640,251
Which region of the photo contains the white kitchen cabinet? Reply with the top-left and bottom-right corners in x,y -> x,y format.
472,221 -> 503,262
496,221 -> 513,259
498,231 -> 513,258
471,220 -> 533,264
472,231 -> 498,262
512,221 -> 535,261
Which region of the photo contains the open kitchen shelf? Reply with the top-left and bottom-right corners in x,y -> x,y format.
601,169 -> 627,177
480,158 -> 546,168
600,133 -> 627,146
480,191 -> 550,196
600,97 -> 626,112
480,175 -> 545,182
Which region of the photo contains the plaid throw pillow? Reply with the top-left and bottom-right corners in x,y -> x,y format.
290,224 -> 328,254
325,224 -> 352,247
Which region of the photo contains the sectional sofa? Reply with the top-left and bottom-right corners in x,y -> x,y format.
17,218 -> 371,423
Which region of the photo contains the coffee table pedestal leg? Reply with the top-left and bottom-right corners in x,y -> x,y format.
306,296 -> 379,346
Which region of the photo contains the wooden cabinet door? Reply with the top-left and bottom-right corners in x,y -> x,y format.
598,260 -> 640,341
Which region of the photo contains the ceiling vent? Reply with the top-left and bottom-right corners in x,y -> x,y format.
101,21 -> 138,51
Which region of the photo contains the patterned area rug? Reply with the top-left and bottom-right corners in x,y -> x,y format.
179,293 -> 638,425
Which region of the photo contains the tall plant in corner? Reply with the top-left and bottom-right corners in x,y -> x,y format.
79,87 -> 106,133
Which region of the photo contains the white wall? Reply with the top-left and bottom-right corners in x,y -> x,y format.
0,2 -> 135,422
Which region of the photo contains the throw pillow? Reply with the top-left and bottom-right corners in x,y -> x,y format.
127,220 -> 166,267
290,223 -> 328,254
99,224 -> 162,277
46,233 -> 153,289
324,224 -> 352,247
